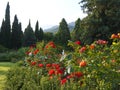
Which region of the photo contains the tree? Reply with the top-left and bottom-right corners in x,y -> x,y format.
71,18 -> 81,41
0,19 -> 5,46
18,23 -> 23,48
35,21 -> 44,41
56,18 -> 71,45
80,0 -> 120,44
44,32 -> 54,42
39,27 -> 44,41
11,15 -> 23,49
23,20 -> 36,47
2,2 -> 11,48
35,21 -> 39,41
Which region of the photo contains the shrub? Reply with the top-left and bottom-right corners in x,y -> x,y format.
4,36 -> 120,90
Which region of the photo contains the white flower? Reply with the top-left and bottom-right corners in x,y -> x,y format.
29,52 -> 32,56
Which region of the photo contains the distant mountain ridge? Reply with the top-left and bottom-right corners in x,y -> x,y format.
44,22 -> 75,33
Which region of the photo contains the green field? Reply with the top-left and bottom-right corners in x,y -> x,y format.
0,62 -> 15,90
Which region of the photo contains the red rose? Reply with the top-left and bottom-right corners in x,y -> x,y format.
46,64 -> 52,68
48,69 -> 55,76
38,64 -> 44,68
75,41 -> 81,45
31,61 -> 36,66
61,78 -> 67,85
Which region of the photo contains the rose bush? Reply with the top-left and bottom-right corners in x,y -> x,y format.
5,33 -> 120,90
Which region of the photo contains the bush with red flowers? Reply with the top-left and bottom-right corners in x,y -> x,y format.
5,34 -> 120,90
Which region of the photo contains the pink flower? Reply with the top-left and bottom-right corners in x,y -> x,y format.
96,40 -> 108,45
79,46 -> 86,53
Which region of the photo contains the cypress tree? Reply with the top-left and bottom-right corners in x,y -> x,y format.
35,21 -> 44,41
11,15 -> 23,49
72,18 -> 81,41
23,20 -> 36,47
0,19 -> 5,46
4,2 -> 11,48
18,23 -> 23,48
39,27 -> 44,41
56,18 -> 71,45
35,21 -> 39,41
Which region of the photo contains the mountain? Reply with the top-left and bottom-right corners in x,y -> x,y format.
44,22 -> 75,33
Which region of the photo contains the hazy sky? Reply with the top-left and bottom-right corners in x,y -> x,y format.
0,0 -> 87,30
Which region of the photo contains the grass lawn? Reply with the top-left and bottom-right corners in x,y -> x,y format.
0,62 -> 15,90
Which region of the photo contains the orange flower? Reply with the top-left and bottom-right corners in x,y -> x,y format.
111,34 -> 119,39
45,41 -> 56,49
79,61 -> 87,67
90,44 -> 95,50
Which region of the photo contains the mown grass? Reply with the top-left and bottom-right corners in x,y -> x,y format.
0,62 -> 15,90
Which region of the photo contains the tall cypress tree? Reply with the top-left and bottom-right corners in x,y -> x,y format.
11,15 -> 23,49
35,21 -> 39,41
0,19 -> 5,46
39,27 -> 44,41
72,18 -> 81,41
23,20 -> 36,47
56,18 -> 71,45
35,21 -> 44,41
18,23 -> 23,48
4,2 -> 11,48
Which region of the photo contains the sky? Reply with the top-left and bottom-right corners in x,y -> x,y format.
0,0 -> 87,30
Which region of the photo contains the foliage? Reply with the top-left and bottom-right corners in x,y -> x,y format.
79,0 -> 120,44
23,21 -> 36,47
0,62 -> 15,90
71,18 -> 81,41
11,15 -> 23,49
0,45 -> 9,53
55,18 -> 71,45
4,33 -> 120,90
35,21 -> 44,42
0,47 -> 27,62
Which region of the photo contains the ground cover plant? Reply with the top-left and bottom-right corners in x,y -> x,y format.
4,33 -> 120,90
0,62 -> 15,90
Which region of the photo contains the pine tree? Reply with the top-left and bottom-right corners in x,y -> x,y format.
23,20 -> 36,47
56,18 -> 71,45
